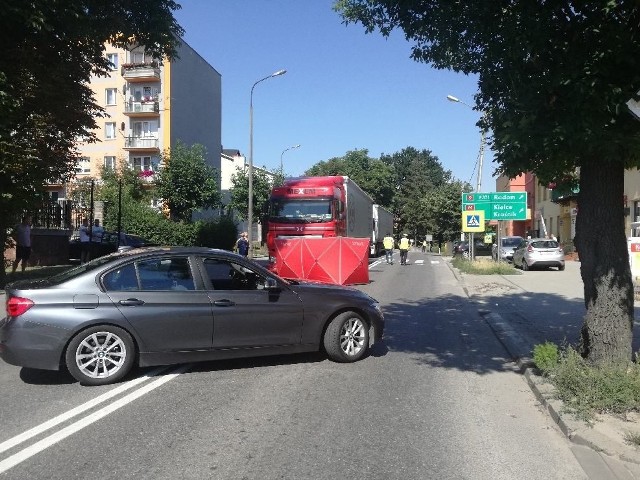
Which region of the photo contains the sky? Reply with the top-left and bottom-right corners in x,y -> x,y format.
174,0 -> 496,191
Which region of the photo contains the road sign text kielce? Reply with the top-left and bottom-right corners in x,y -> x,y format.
461,192 -> 528,221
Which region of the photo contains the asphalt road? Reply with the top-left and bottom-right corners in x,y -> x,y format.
0,251 -> 594,479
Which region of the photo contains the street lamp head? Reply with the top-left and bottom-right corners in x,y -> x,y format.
446,95 -> 460,103
272,69 -> 287,77
293,144 -> 301,149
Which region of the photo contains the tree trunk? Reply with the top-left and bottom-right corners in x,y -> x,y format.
575,161 -> 634,364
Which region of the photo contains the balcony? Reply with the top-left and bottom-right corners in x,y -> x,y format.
121,62 -> 161,82
124,137 -> 159,151
124,100 -> 159,116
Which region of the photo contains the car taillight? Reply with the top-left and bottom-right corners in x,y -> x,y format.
7,297 -> 34,317
527,245 -> 534,252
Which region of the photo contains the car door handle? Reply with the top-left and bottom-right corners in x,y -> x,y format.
213,299 -> 235,307
119,299 -> 145,306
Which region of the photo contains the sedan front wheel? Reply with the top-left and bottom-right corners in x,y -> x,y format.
65,325 -> 135,386
324,312 -> 369,362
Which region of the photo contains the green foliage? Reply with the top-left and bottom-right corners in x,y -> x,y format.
419,181 -> 468,243
533,342 -> 560,375
0,0 -> 182,288
305,149 -> 395,207
229,167 -> 274,222
545,346 -> 640,422
451,256 -> 519,275
155,142 -> 221,222
196,217 -> 238,250
380,147 -> 454,236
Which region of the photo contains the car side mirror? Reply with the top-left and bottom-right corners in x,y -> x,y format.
265,278 -> 279,290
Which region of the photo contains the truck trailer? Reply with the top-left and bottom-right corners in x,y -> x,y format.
265,176 -> 374,262
371,204 -> 394,256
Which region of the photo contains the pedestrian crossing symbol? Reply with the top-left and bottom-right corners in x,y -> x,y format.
462,210 -> 485,232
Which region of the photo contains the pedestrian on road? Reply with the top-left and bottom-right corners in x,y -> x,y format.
422,239 -> 427,253
11,215 -> 32,273
399,233 -> 410,265
236,232 -> 249,257
383,232 -> 395,264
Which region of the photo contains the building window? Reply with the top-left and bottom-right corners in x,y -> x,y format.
76,156 -> 91,174
105,88 -> 117,106
131,156 -> 152,172
104,156 -> 116,171
105,122 -> 116,140
133,121 -> 152,137
106,53 -> 118,70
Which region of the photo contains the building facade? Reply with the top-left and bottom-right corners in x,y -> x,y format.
47,40 -> 222,211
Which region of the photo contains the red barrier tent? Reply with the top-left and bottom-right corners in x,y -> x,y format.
272,237 -> 370,285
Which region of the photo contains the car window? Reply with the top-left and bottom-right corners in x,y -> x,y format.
531,240 -> 559,248
103,257 -> 195,291
137,257 -> 195,291
203,258 -> 267,291
103,263 -> 138,291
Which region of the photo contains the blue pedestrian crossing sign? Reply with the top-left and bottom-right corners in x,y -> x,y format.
462,210 -> 485,232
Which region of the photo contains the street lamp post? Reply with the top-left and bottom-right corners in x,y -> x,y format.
280,144 -> 301,172
447,94 -> 488,260
248,69 -> 287,258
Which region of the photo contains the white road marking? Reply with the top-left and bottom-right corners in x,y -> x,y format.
0,364 -> 191,474
414,260 -> 425,265
0,366 -> 168,455
431,261 -> 440,265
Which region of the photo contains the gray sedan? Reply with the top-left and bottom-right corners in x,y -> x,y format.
1,247 -> 384,386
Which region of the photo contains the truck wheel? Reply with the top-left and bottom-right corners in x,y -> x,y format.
323,312 -> 369,362
65,325 -> 135,386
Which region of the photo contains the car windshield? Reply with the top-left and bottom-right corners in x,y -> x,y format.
269,199 -> 333,222
45,252 -> 134,285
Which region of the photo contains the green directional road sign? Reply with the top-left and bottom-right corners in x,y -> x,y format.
461,192 -> 528,220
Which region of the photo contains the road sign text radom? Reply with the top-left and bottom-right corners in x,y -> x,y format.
461,192 -> 528,221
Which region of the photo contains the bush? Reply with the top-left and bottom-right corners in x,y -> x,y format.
538,344 -> 640,421
533,342 -> 559,374
196,216 -> 238,250
451,256 -> 519,275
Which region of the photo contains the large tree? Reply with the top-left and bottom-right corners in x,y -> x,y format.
336,0 -> 640,364
305,149 -> 395,206
229,167 -> 275,223
0,0 -> 183,286
155,142 -> 221,222
380,147 -> 452,236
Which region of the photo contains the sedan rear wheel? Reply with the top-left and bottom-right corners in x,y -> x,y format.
324,311 -> 369,362
65,325 -> 135,386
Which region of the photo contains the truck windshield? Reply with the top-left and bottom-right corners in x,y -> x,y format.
270,199 -> 333,223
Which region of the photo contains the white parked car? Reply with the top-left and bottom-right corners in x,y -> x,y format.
512,238 -> 565,271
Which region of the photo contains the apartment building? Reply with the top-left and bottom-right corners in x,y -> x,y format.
47,40 -> 222,209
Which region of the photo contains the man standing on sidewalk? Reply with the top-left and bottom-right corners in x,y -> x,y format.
399,233 -> 410,265
11,216 -> 32,273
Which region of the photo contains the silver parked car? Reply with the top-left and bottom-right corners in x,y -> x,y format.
512,238 -> 565,271
1,247 -> 384,386
492,236 -> 524,262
